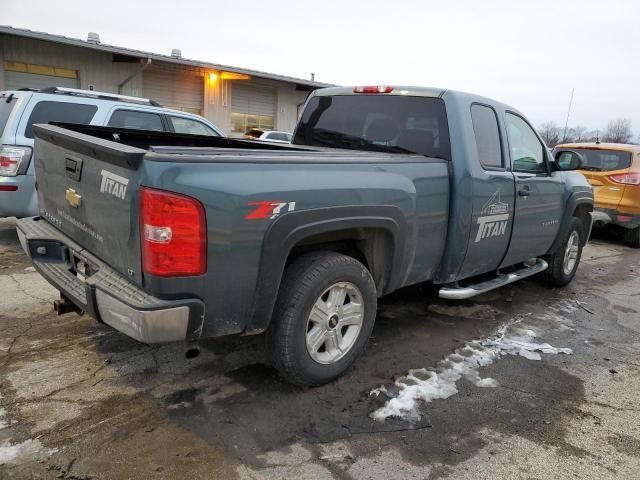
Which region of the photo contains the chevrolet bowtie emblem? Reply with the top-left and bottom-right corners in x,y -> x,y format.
65,188 -> 82,208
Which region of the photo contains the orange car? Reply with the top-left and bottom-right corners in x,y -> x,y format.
555,143 -> 640,247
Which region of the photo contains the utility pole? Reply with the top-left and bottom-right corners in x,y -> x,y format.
562,88 -> 575,142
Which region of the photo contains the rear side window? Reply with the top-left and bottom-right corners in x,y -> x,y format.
294,95 -> 451,160
0,96 -> 18,136
169,116 -> 219,136
108,110 -> 164,131
569,149 -> 632,172
25,101 -> 98,138
471,104 -> 502,168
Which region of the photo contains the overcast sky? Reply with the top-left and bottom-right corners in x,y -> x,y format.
2,0 -> 639,134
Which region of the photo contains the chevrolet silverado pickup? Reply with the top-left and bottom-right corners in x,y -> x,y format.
17,85 -> 593,386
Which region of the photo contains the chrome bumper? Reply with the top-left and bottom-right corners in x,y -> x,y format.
16,217 -> 203,344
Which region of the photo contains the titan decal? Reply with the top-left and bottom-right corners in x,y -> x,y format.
475,191 -> 510,242
100,169 -> 129,200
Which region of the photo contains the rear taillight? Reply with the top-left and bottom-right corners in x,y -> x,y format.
353,85 -> 394,94
609,172 -> 640,186
140,187 -> 206,277
0,146 -> 32,177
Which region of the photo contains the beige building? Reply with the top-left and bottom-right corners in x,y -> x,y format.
0,25 -> 330,136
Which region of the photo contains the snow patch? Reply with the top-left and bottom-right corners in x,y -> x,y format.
0,407 -> 7,429
0,439 -> 57,465
370,317 -> 572,422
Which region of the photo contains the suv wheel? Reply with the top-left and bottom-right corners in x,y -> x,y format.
542,217 -> 584,287
623,226 -> 640,248
268,252 -> 377,386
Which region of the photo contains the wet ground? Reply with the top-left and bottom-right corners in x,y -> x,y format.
1,217 -> 639,479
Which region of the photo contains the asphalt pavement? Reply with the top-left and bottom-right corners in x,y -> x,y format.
0,217 -> 639,479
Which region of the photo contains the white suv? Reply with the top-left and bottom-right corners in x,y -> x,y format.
244,128 -> 292,143
0,87 -> 223,218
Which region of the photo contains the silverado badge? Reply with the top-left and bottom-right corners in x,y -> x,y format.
65,188 -> 82,208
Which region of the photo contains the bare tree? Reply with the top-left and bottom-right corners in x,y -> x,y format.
571,125 -> 589,142
538,121 -> 562,147
603,118 -> 633,143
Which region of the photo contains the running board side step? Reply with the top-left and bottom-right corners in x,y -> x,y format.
438,259 -> 548,300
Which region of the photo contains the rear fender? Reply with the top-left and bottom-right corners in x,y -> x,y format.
244,205 -> 406,334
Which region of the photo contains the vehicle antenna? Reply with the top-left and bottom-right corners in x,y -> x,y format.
562,88 -> 575,142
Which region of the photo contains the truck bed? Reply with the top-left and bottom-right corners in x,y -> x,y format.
27,122 -> 450,338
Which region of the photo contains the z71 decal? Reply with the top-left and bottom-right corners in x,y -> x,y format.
475,191 -> 510,243
245,201 -> 296,220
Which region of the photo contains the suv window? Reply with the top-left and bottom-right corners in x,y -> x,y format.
294,95 -> 451,160
25,101 -> 98,138
505,113 -> 546,174
564,148 -> 632,172
471,104 -> 502,168
169,116 -> 218,136
268,132 -> 288,141
108,110 -> 164,131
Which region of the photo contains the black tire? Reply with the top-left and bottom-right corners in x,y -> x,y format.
542,217 -> 584,287
268,251 -> 377,386
623,226 -> 640,248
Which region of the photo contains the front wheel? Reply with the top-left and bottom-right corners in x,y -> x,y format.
542,217 -> 584,287
268,252 -> 377,386
623,226 -> 640,248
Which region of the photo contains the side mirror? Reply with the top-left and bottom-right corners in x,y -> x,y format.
553,149 -> 584,171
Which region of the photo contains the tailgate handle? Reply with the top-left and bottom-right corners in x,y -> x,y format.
65,155 -> 83,181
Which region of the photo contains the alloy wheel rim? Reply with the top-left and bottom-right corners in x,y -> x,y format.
305,281 -> 364,364
563,230 -> 580,275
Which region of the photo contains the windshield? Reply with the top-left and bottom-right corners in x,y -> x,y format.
293,95 -> 451,160
0,95 -> 18,137
572,148 -> 632,172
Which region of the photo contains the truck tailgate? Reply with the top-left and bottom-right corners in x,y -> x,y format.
33,124 -> 146,285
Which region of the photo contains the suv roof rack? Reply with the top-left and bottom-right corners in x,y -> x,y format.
37,87 -> 163,107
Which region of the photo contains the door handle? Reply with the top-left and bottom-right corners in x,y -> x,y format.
518,186 -> 531,197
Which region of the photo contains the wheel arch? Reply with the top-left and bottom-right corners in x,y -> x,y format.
547,192 -> 594,254
244,205 -> 406,335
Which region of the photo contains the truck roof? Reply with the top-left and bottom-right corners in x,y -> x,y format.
312,85 -> 521,116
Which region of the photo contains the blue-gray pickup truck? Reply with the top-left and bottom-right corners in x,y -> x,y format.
17,85 -> 593,385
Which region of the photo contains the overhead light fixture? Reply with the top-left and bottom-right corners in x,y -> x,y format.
220,72 -> 250,80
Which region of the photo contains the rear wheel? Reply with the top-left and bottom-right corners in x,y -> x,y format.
542,217 -> 584,287
268,252 -> 377,386
623,226 -> 640,248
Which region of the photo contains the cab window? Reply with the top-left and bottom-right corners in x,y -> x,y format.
505,113 -> 546,174
108,110 -> 164,131
169,116 -> 219,136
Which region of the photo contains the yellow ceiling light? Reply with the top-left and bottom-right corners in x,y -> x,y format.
209,72 -> 218,82
220,72 -> 250,80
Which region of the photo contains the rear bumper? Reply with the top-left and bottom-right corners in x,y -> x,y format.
592,208 -> 640,229
16,216 -> 204,343
0,174 -> 38,218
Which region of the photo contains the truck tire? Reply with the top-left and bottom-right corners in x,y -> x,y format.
268,251 -> 377,386
542,217 -> 584,287
623,227 -> 640,248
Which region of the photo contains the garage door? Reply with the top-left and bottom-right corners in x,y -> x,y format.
230,83 -> 275,135
143,67 -> 203,115
4,63 -> 79,91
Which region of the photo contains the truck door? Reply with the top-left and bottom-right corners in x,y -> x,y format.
500,112 -> 564,267
458,104 -> 515,279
